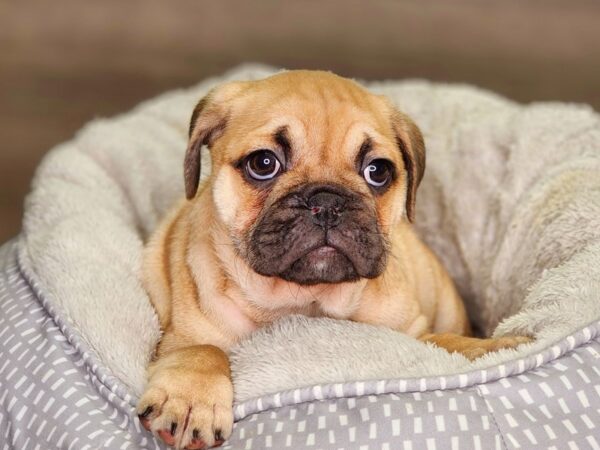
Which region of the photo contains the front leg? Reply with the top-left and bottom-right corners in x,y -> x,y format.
420,333 -> 532,360
137,345 -> 233,450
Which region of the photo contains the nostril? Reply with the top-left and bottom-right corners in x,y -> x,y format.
307,189 -> 347,228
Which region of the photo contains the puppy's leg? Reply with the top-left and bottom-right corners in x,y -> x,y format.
137,343 -> 233,450
420,333 -> 532,361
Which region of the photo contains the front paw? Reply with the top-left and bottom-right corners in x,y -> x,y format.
136,348 -> 234,449
460,335 -> 533,360
422,333 -> 533,361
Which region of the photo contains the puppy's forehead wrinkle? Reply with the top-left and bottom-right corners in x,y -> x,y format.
274,126 -> 290,149
354,135 -> 374,167
228,83 -> 394,175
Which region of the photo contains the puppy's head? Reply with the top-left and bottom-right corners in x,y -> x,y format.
185,71 -> 425,285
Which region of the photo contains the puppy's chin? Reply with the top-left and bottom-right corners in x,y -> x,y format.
278,246 -> 360,285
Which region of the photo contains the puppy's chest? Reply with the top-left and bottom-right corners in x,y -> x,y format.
228,282 -> 362,327
216,283 -> 358,339
224,286 -> 318,327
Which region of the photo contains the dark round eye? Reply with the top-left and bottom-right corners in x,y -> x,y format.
363,159 -> 392,187
245,150 -> 282,181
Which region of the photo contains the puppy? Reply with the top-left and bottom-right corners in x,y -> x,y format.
137,71 -> 530,449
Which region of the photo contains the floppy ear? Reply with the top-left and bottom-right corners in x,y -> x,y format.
184,94 -> 227,199
390,110 -> 426,222
184,82 -> 245,199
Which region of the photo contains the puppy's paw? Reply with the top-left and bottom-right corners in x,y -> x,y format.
459,335 -> 533,361
137,363 -> 233,449
421,333 -> 533,361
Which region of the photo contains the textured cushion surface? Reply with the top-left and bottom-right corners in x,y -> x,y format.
19,64 -> 600,401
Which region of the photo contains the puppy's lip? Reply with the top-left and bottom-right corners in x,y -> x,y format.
308,245 -> 338,257
302,243 -> 349,264
327,231 -> 386,278
277,243 -> 359,285
279,243 -> 348,273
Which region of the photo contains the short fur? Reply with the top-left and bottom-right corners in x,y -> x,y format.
137,71 -> 529,449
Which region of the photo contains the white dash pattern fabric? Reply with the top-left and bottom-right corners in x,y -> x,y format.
0,240 -> 164,450
1,238 -> 600,449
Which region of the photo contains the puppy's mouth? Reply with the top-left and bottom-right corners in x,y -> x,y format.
279,245 -> 359,285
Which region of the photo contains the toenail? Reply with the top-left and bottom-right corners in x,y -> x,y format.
139,406 -> 153,418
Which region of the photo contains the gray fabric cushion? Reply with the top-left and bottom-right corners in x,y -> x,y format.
2,239 -> 600,449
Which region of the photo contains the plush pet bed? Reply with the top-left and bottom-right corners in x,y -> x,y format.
2,64 -> 600,449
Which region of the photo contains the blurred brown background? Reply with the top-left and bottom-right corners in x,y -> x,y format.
1,0 -> 600,243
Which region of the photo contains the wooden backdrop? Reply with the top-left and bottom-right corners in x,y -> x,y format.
1,0 -> 599,242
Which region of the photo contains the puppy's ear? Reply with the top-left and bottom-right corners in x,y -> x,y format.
184,82 -> 245,199
390,110 -> 426,222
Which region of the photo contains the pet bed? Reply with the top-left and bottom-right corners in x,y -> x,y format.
1,64 -> 600,449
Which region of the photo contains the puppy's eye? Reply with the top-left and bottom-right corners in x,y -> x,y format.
245,150 -> 282,181
363,159 -> 392,187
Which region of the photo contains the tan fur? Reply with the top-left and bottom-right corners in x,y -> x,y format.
137,71 -> 530,449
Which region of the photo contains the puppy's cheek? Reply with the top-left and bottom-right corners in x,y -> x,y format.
384,187 -> 408,228
212,168 -> 239,226
211,167 -> 264,235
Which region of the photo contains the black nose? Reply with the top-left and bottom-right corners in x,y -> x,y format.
308,191 -> 345,228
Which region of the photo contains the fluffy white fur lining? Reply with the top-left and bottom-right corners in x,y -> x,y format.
21,64 -> 600,402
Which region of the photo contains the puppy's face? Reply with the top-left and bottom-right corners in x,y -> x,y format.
185,71 -> 424,286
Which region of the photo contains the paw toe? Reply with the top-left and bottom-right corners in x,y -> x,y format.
157,428 -> 177,447
496,335 -> 533,350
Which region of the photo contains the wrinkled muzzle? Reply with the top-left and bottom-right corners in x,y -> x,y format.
244,183 -> 388,285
